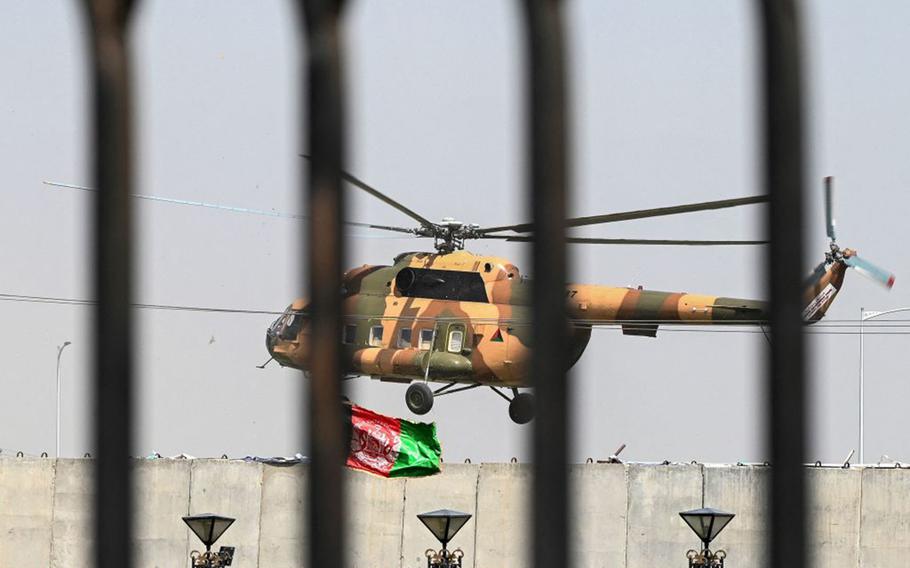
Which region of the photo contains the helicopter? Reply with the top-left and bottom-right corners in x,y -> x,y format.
266,172 -> 894,424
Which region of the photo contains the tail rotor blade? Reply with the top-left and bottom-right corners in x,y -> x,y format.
845,255 -> 895,289
824,176 -> 837,242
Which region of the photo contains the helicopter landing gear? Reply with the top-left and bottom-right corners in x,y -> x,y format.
406,382 -> 434,415
508,390 -> 535,424
407,382 -> 483,416
490,387 -> 535,424
404,381 -> 534,423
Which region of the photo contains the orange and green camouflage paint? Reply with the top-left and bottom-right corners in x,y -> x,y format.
266,249 -> 847,387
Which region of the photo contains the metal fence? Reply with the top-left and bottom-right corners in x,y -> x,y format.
83,0 -> 808,567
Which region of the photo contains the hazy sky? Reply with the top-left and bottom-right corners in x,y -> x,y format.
2,1 -> 908,464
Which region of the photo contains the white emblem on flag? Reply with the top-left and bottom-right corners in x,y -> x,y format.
350,418 -> 401,473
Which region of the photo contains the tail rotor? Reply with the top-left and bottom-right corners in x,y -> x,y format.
819,176 -> 894,289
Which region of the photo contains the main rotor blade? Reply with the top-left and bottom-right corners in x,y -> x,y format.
478,195 -> 769,235
43,180 -> 415,233
825,176 -> 837,242
300,154 -> 435,229
45,180 -> 320,220
344,221 -> 415,234
481,235 -> 767,246
845,255 -> 895,289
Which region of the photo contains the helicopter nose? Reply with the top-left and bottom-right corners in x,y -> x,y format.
265,326 -> 306,368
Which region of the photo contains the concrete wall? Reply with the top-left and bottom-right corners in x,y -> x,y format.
1,457 -> 909,568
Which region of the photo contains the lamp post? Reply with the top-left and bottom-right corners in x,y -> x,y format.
417,509 -> 472,568
183,513 -> 236,567
859,306 -> 910,464
56,341 -> 72,457
679,507 -> 734,567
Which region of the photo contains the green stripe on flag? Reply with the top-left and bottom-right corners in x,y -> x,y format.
389,418 -> 442,477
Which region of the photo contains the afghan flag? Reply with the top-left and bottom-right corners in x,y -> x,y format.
345,404 -> 442,478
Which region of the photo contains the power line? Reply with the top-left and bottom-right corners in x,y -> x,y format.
0,293 -> 284,316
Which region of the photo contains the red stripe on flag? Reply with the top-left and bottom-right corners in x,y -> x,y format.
346,404 -> 403,477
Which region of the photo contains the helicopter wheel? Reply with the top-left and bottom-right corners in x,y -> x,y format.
406,382 -> 434,415
508,392 -> 535,424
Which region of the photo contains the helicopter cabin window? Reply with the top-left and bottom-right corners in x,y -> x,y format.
394,267 -> 488,303
342,324 -> 357,344
270,305 -> 292,335
397,328 -> 413,348
447,330 -> 464,353
418,328 -> 434,350
369,325 -> 384,347
279,311 -> 307,340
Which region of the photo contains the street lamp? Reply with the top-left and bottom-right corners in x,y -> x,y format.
859,306 -> 910,464
417,509 -> 472,568
679,507 -> 734,567
183,513 -> 236,567
56,341 -> 72,457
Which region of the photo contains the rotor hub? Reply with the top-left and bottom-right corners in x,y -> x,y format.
428,219 -> 482,253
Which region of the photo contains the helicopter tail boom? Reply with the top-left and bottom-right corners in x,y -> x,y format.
566,259 -> 853,333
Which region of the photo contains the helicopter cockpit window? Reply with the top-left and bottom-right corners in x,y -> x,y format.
397,328 -> 413,348
369,325 -> 384,347
395,268 -> 488,303
280,311 -> 306,340
270,306 -> 292,334
419,328 -> 434,350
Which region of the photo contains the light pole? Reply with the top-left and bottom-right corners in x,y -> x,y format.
858,306 -> 910,464
56,341 -> 72,458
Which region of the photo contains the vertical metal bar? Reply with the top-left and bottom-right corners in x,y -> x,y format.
858,306 -> 866,464
83,1 -> 136,568
524,1 -> 571,567
758,1 -> 807,567
300,1 -> 347,567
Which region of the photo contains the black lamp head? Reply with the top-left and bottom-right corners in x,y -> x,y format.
417,509 -> 472,545
182,513 -> 236,550
679,507 -> 735,545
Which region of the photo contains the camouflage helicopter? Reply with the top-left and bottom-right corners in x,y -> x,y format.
266,173 -> 894,424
